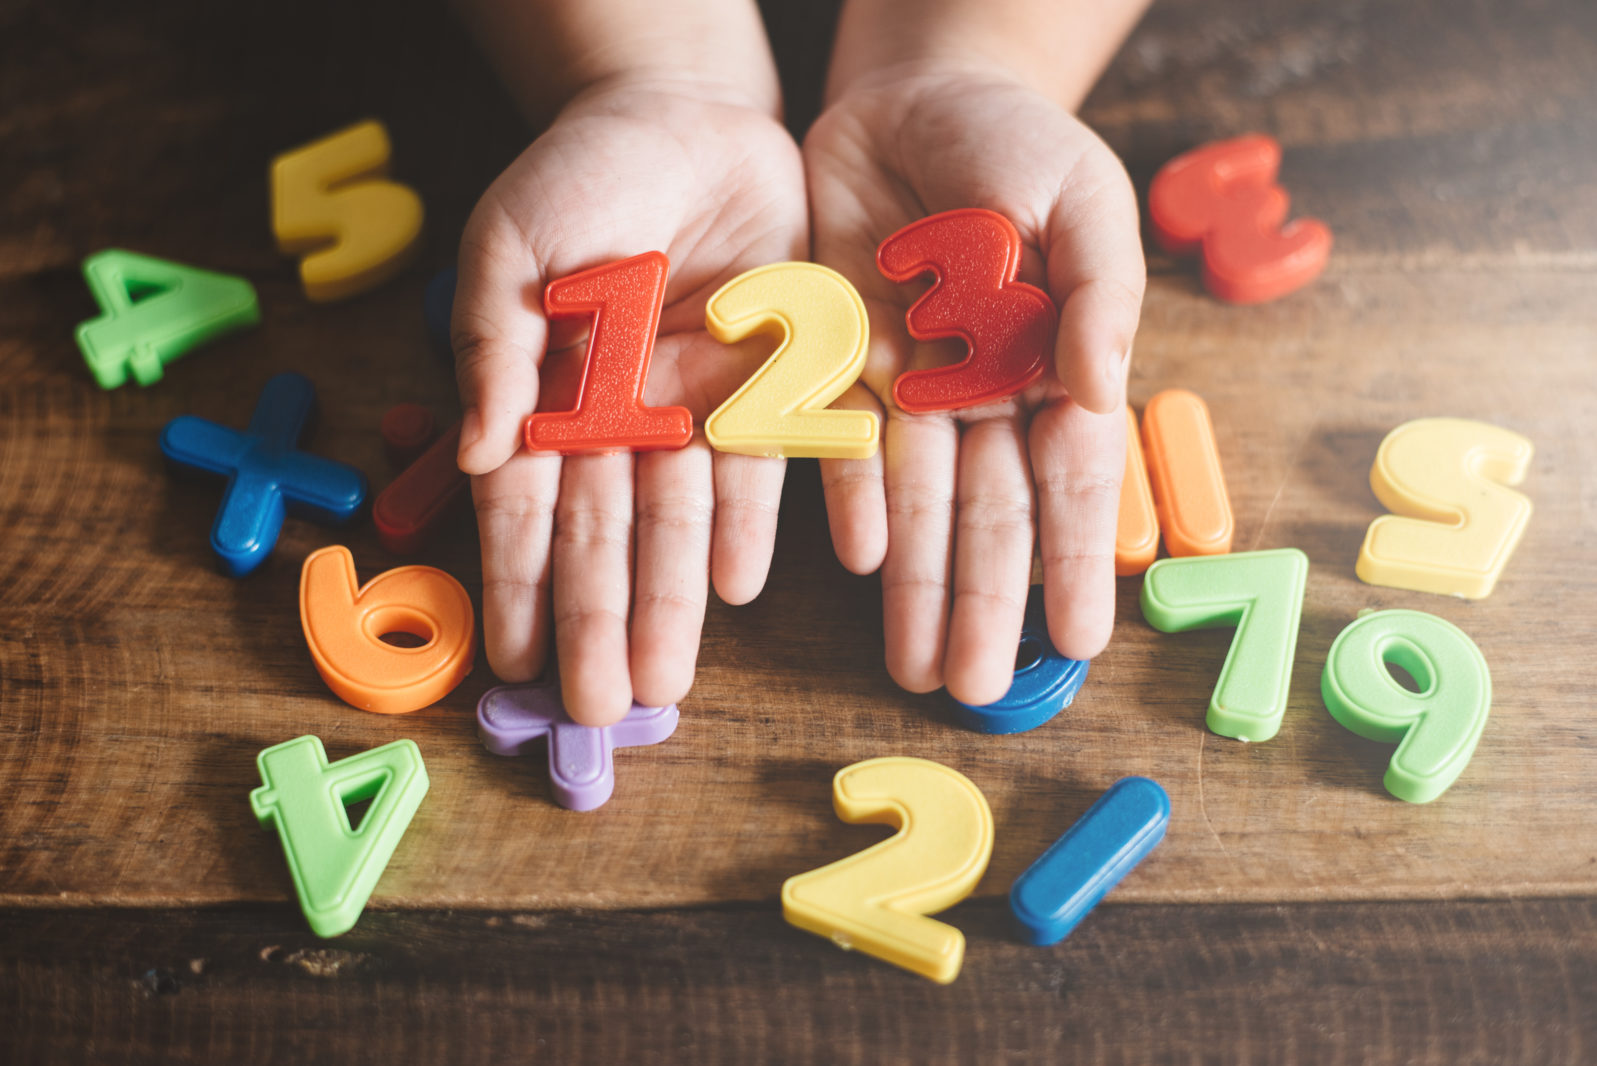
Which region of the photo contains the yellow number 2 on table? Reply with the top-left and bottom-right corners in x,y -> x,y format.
782,757 -> 993,984
704,262 -> 878,459
1357,418 -> 1534,599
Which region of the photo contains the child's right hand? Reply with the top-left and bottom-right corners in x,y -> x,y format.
452,74 -> 806,725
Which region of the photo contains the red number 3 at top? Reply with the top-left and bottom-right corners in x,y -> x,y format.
877,208 -> 1056,414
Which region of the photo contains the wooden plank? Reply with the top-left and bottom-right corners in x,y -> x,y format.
2,900 -> 1593,1065
1,0 -> 1595,911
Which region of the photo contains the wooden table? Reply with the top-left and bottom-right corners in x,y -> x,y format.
3,0 -> 1594,1060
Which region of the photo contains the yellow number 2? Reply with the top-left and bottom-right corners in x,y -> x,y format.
1357,417 -> 1534,599
704,262 -> 878,459
271,120 -> 424,303
781,757 -> 993,984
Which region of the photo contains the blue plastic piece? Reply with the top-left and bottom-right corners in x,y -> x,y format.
160,372 -> 368,576
424,266 -> 456,361
951,586 -> 1088,733
1010,776 -> 1170,946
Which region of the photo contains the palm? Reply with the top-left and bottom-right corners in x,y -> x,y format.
455,84 -> 807,724
804,69 -> 1146,705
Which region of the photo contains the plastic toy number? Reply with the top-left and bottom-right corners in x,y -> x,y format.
271,120 -> 424,303
1140,548 -> 1309,742
1116,406 -> 1160,575
703,262 -> 878,458
74,249 -> 259,389
374,420 -> 470,555
299,546 -> 475,714
251,735 -> 429,937
1149,134 -> 1332,304
1321,609 -> 1492,803
781,757 -> 993,984
877,208 -> 1055,413
1142,388 -> 1234,557
524,251 -> 693,454
950,585 -> 1088,734
1357,418 -> 1534,600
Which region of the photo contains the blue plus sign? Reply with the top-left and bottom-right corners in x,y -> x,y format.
161,372 -> 368,576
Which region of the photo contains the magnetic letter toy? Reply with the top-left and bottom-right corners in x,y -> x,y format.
950,585 -> 1088,734
523,251 -> 693,453
271,119 -> 424,303
1321,609 -> 1491,803
877,208 -> 1056,413
1149,134 -> 1332,304
160,372 -> 367,576
373,420 -> 468,554
1140,548 -> 1309,743
251,735 -> 429,937
300,545 -> 475,714
1010,777 -> 1170,946
1357,418 -> 1534,600
782,757 -> 993,984
477,681 -> 679,811
75,248 -> 259,389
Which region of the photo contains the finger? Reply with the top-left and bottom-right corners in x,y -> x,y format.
819,383 -> 888,575
1045,142 -> 1146,415
631,437 -> 714,707
880,410 -> 959,693
711,452 -> 787,605
944,416 -> 1036,706
472,451 -> 562,682
453,207 -> 547,474
1031,400 -> 1124,659
552,452 -> 636,726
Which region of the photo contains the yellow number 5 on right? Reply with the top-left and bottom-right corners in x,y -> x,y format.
271,120 -> 424,304
1357,417 -> 1534,599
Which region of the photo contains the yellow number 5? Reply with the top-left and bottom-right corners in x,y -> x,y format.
271,120 -> 424,303
704,262 -> 878,459
1357,418 -> 1534,599
782,757 -> 993,984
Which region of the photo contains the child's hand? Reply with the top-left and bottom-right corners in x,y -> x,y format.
805,60 -> 1146,706
453,76 -> 805,725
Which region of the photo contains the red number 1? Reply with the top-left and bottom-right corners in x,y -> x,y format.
523,251 -> 693,454
877,208 -> 1056,414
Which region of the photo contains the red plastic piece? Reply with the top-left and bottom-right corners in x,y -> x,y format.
374,420 -> 469,554
381,402 -> 437,469
876,208 -> 1056,413
1148,134 -> 1332,304
523,251 -> 692,453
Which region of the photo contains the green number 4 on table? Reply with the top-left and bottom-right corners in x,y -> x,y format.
1140,548 -> 1309,743
250,735 -> 429,937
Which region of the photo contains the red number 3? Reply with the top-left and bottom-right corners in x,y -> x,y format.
876,208 -> 1056,414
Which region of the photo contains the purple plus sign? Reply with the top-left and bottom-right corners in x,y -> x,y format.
160,372 -> 366,576
477,681 -> 679,811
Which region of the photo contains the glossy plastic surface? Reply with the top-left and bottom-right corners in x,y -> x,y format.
1149,134 -> 1332,304
299,546 -> 475,714
1358,418 -> 1534,599
75,249 -> 259,389
1140,548 -> 1309,742
373,420 -> 468,555
950,586 -> 1088,734
1142,388 -> 1234,557
781,757 -> 993,984
476,681 -> 679,811
1321,609 -> 1492,803
1116,404 -> 1160,575
271,120 -> 424,303
250,735 -> 429,938
424,266 -> 456,361
524,251 -> 692,454
877,208 -> 1055,413
1010,777 -> 1170,946
703,262 -> 878,458
160,372 -> 367,576
380,402 -> 437,468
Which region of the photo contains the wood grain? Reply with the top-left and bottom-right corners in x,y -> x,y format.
3,900 -> 1594,1065
2,0 -> 1595,918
